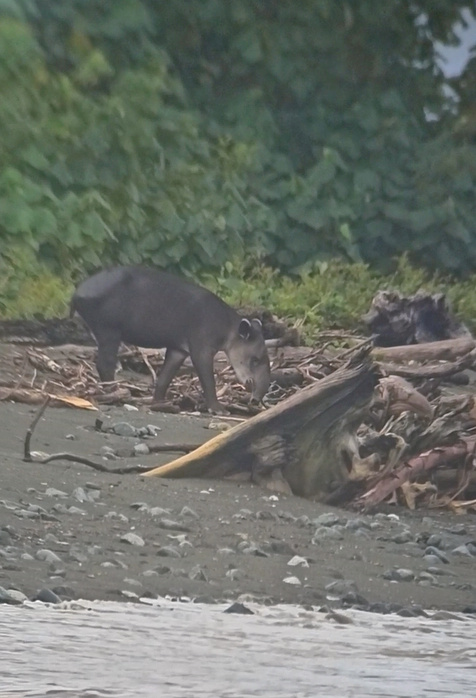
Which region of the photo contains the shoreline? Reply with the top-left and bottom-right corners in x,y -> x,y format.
1,401 -> 475,616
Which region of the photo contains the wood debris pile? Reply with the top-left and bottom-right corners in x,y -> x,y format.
1,330 -> 476,512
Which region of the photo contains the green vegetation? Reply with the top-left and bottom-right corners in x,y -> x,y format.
0,1 -> 475,330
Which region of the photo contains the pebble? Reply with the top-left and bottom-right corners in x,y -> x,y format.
133,443 -> 150,456
72,487 -> 90,503
44,488 -> 68,498
312,526 -> 344,543
226,568 -> 244,581
224,602 -> 254,614
326,610 -> 355,624
189,565 -> 208,581
312,513 -> 343,527
390,530 -> 414,544
112,422 -> 137,437
156,545 -> 182,558
325,580 -> 358,595
123,404 -> 139,412
120,532 -> 145,547
104,511 -> 129,522
146,425 -> 161,436
100,446 -> 117,460
148,507 -> 172,517
383,568 -> 415,582
65,433 -> 76,440
239,542 -> 269,557
0,586 -> 24,605
287,555 -> 309,568
36,549 -> 62,564
179,506 -> 199,519
157,518 -> 191,532
452,545 -> 473,557
33,588 -> 61,604
424,546 -> 450,563
345,518 -> 371,531
283,576 -> 301,586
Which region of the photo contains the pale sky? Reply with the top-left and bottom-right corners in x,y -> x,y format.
436,8 -> 476,77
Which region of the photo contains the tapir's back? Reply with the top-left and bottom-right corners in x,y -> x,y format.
72,266 -> 235,350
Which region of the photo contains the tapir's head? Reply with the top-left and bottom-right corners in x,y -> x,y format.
227,318 -> 271,402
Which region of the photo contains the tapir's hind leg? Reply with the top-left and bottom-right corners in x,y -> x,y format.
154,347 -> 188,401
94,330 -> 122,382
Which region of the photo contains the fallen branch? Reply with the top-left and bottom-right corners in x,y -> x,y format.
372,337 -> 476,363
357,437 -> 476,509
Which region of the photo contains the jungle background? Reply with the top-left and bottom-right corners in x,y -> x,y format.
1,0 -> 476,336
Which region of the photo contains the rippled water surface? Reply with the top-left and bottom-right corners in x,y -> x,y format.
0,599 -> 475,697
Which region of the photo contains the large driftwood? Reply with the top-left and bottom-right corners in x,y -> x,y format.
372,337 -> 476,363
144,352 -> 378,499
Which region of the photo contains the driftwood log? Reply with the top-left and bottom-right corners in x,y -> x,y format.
144,352 -> 378,499
363,289 -> 471,346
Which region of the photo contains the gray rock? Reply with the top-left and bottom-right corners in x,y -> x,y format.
68,549 -> 89,563
452,545 -> 473,557
383,568 -> 415,582
157,518 -> 191,532
146,424 -> 161,436
67,506 -> 87,515
133,443 -> 150,456
36,549 -> 62,564
155,565 -> 172,574
44,488 -> 68,498
179,506 -> 199,519
424,546 -> 450,564
312,513 -> 343,527
87,545 -> 102,556
6,588 -> 28,603
123,577 -> 142,587
345,518 -> 371,531
445,524 -> 467,536
123,403 -> 139,412
130,502 -> 149,510
263,540 -> 295,556
238,542 -> 269,557
391,530 -> 414,544
72,487 -> 89,503
226,568 -> 244,581
156,545 -> 182,558
295,515 -> 311,527
148,506 -> 172,517
418,572 -> 438,585
189,565 -> 208,581
112,422 -> 137,437
33,588 -> 61,604
120,532 -> 145,547
426,534 -> 443,548
277,511 -> 297,522
425,554 -> 445,566
100,446 -> 117,460
142,569 -> 158,577
104,511 -> 129,522
325,580 -> 358,595
20,553 -> 34,561
0,586 -> 24,605
312,526 -> 344,543
256,510 -> 279,521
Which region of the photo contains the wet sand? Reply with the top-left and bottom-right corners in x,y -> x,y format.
1,400 -> 475,613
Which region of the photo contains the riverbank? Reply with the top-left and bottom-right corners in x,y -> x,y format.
1,400 -> 475,615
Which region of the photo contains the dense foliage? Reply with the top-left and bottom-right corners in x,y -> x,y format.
0,1 -> 475,321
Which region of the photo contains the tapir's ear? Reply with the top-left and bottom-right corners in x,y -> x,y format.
238,318 -> 252,340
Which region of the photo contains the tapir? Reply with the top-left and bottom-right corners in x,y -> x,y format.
70,266 -> 271,413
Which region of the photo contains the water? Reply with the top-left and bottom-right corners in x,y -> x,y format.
0,599 -> 475,697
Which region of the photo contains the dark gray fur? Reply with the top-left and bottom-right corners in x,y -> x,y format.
71,266 -> 270,412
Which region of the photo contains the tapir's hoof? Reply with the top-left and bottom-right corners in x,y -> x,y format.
149,400 -> 180,414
